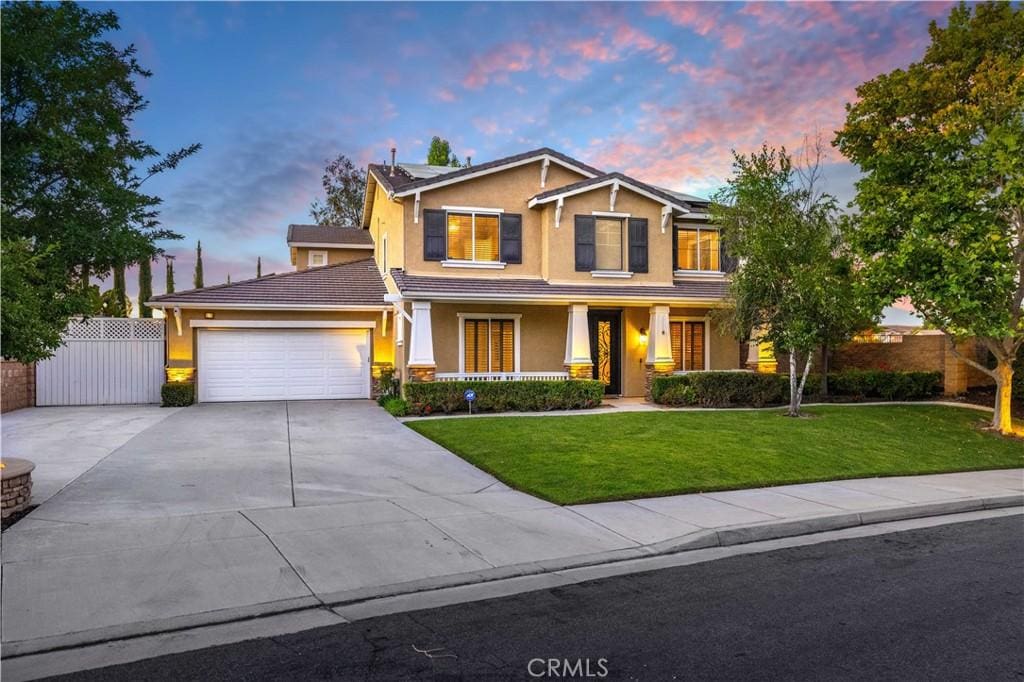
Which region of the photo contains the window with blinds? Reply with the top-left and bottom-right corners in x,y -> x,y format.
463,319 -> 515,373
447,212 -> 500,262
670,321 -> 706,371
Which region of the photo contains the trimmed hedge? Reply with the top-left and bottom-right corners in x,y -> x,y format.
404,380 -> 605,416
652,370 -> 943,407
161,382 -> 195,407
816,369 -> 942,401
652,372 -> 788,408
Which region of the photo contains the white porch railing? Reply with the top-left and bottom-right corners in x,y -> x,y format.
436,371 -> 569,382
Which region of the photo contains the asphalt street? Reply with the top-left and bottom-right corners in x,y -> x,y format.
44,515 -> 1024,681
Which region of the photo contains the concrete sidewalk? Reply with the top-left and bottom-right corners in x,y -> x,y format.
2,468 -> 1021,658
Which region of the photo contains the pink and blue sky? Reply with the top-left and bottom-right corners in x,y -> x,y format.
111,1 -> 952,322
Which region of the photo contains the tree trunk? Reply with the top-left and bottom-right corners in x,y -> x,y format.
820,343 -> 830,397
788,349 -> 799,417
992,360 -> 1014,435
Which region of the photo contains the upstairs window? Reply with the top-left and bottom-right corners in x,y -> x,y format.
594,218 -> 623,271
308,250 -> 328,267
447,212 -> 500,262
675,227 -> 720,271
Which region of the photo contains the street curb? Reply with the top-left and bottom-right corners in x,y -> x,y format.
4,493 -> 1021,659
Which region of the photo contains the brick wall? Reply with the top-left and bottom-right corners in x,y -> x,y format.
773,335 -> 993,396
1,361 -> 36,413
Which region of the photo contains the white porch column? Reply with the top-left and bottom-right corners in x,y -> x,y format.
407,300 -> 436,381
563,303 -> 592,378
645,304 -> 674,400
646,305 -> 673,365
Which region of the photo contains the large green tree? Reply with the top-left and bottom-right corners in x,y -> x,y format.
1,1 -> 199,361
426,136 -> 460,167
834,2 -> 1023,434
713,141 -> 877,417
309,154 -> 367,226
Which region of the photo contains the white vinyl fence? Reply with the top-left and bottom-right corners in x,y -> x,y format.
36,318 -> 165,406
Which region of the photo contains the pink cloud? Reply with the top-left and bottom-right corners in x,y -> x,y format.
435,87 -> 458,102
462,42 -> 533,89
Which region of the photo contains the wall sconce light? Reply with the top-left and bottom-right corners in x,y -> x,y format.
204,312 -> 215,319
638,327 -> 648,345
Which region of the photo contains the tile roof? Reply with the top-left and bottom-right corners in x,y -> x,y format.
286,224 -> 373,245
530,172 -> 698,212
150,258 -> 388,307
390,270 -> 729,302
369,147 -> 604,197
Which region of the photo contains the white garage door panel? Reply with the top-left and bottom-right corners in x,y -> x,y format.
198,329 -> 370,402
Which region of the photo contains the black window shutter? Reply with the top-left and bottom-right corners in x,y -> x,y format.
672,226 -> 679,271
574,216 -> 595,272
628,218 -> 648,273
499,213 -> 523,264
423,209 -> 446,261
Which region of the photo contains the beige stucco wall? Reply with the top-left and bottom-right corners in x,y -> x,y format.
366,181 -> 404,277
421,302 -> 734,397
292,247 -> 375,271
401,161 -> 587,279
164,308 -> 395,371
545,185 -> 675,285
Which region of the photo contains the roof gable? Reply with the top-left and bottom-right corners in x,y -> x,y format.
528,172 -> 695,213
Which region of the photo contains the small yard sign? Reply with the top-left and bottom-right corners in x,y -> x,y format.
464,388 -> 477,414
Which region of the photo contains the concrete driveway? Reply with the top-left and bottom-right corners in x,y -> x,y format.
12,401 -> 500,524
1,406 -> 179,504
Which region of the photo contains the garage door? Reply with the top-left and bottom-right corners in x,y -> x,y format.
198,329 -> 371,402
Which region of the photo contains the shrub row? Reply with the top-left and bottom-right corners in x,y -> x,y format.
161,382 -> 195,407
821,369 -> 942,401
652,370 -> 943,407
404,380 -> 605,416
651,372 -> 788,408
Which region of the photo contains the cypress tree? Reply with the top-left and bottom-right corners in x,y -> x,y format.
193,241 -> 204,289
111,264 -> 128,317
138,259 -> 153,318
165,257 -> 175,293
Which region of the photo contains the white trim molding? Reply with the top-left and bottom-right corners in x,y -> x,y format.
591,210 -> 630,218
288,242 -> 374,250
540,157 -> 550,188
591,270 -> 633,279
529,177 -> 692,214
190,320 -> 376,329
441,205 -> 505,214
456,312 -> 522,373
150,302 -> 390,311
555,196 -> 564,228
393,153 -> 598,198
441,260 -> 507,270
661,205 -> 672,234
307,250 -> 328,267
413,191 -> 421,224
674,269 -> 726,279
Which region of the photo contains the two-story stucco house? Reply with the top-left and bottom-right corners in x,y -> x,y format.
149,147 -> 742,402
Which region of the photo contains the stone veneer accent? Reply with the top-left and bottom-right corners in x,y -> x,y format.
565,363 -> 594,380
1,458 -> 35,519
644,362 -> 676,401
407,366 -> 436,382
1,361 -> 35,413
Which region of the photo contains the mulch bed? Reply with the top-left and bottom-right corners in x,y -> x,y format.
951,388 -> 1024,420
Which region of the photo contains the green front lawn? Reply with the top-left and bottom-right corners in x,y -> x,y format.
407,405 -> 1023,505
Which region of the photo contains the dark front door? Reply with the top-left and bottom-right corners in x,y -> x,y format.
589,310 -> 622,395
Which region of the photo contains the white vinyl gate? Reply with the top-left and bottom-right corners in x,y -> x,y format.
36,318 -> 165,406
